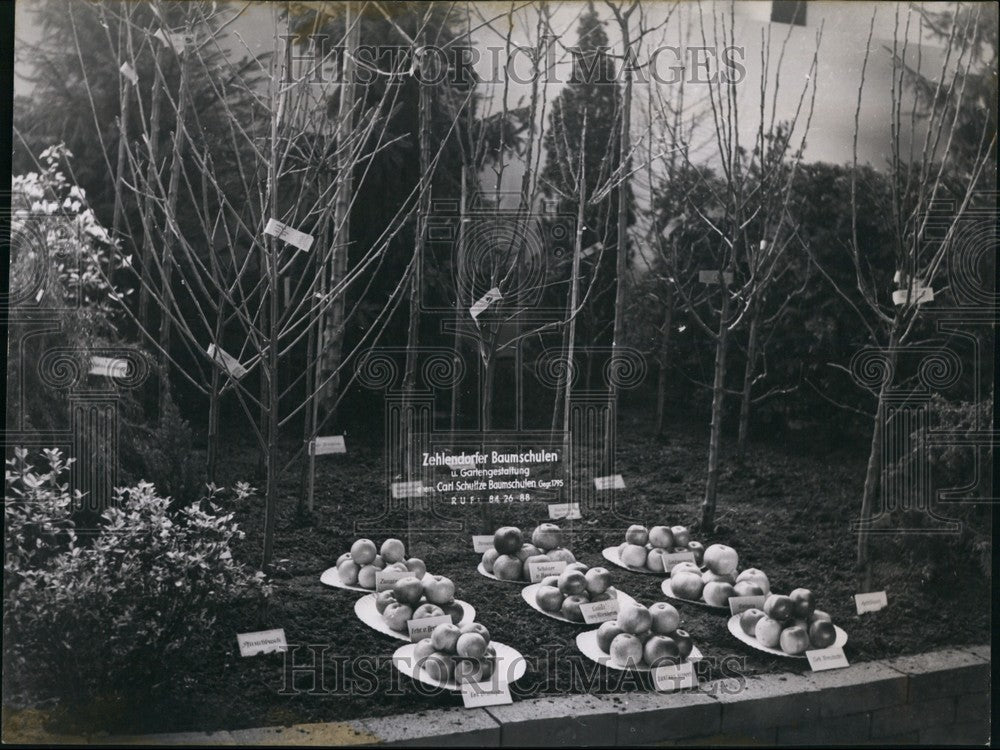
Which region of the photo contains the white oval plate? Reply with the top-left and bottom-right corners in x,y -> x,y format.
660,580 -> 729,612
575,629 -> 703,672
354,594 -> 476,641
726,615 -> 848,659
321,566 -> 429,593
521,584 -> 638,625
601,546 -> 662,576
392,640 -> 527,692
476,562 -> 529,585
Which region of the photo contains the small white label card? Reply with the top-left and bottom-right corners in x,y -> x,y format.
89,355 -> 128,378
892,286 -> 933,305
237,628 -> 287,657
660,551 -> 697,571
309,435 -> 346,455
406,614 -> 451,642
375,568 -> 412,592
208,343 -> 249,379
729,595 -> 767,615
698,270 -> 734,285
593,474 -> 626,491
652,660 -> 697,692
469,287 -> 502,320
547,502 -> 581,520
581,241 -> 602,258
153,28 -> 188,52
264,218 -> 314,252
460,680 -> 513,708
472,535 -> 495,553
527,559 -> 567,583
120,61 -> 138,84
391,480 -> 426,499
854,590 -> 888,614
807,646 -> 850,671
580,597 -> 620,624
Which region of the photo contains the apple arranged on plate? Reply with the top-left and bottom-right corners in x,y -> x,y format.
669,546 -> 768,607
482,524 -> 577,582
534,564 -> 619,622
335,538 -> 427,590
738,589 -> 838,655
616,524 -> 703,572
375,573 -> 462,633
596,600 -> 695,668
412,622 -> 497,684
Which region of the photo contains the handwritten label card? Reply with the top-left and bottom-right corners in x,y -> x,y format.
120,62 -> 138,84
698,270 -> 734,285
652,660 -> 697,692
729,595 -> 767,615
472,535 -> 494,553
527,560 -> 567,583
547,502 -> 581,520
375,568 -> 411,592
469,287 -> 502,320
208,343 -> 249,379
391,481 -> 427,499
89,356 -> 128,378
461,680 -> 513,708
593,474 -> 626,491
406,614 -> 451,642
580,597 -> 620,624
807,646 -> 850,671
660,551 -> 697,571
892,286 -> 933,305
854,591 -> 888,614
264,218 -> 314,252
310,435 -> 346,456
237,628 -> 287,657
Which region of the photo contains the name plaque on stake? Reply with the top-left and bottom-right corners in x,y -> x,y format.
406,614 -> 451,642
527,560 -> 567,582
89,356 -> 128,378
472,535 -> 494,553
375,568 -> 411,592
207,343 -> 249,379
460,680 -> 513,708
854,590 -> 888,614
698,270 -> 734,285
593,474 -> 625,491
652,661 -> 697,692
469,287 -> 502,320
391,481 -> 427,499
120,62 -> 138,84
807,646 -> 849,671
237,628 -> 287,657
548,502 -> 581,520
729,595 -> 767,615
264,218 -> 314,252
580,597 -> 620,624
310,436 -> 346,456
660,551 -> 697,571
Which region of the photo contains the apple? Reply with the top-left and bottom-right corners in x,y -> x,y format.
646,548 -> 667,573
620,543 -> 648,569
382,602 -> 413,632
560,594 -> 589,622
585,567 -> 612,596
412,603 -> 446,620
789,588 -> 815,618
649,602 -> 681,635
481,548 -> 500,574
739,608 -> 766,636
809,619 -> 836,649
670,571 -> 704,600
379,538 -> 405,564
754,616 -> 783,648
703,544 -> 738,576
421,652 -> 453,683
687,541 -> 706,565
405,558 -> 427,579
531,523 -> 562,551
596,622 -> 624,652
557,569 -> 588,596
423,575 -> 455,606
648,525 -> 674,549
517,543 -> 542,562
809,609 -> 832,624
617,601 -> 653,635
764,594 -> 795,623
456,632 -> 488,658
566,562 -> 589,573
590,591 -> 614,602
736,568 -> 770,596
336,552 -> 352,567
443,600 -> 464,625
413,637 -> 436,666
375,590 -> 397,614
671,561 -> 701,578
703,581 -> 736,607
625,525 -> 649,546
493,527 -> 523,555
643,635 -> 680,667
358,564 -> 379,590
393,576 -> 425,607
371,555 -> 386,570
460,622 -> 490,644
733,581 -> 764,598
350,539 -> 377,566
431,623 -> 462,653
455,657 -> 494,684
609,633 -> 644,667
337,558 -> 360,586
671,526 -> 691,548
672,629 -> 693,660
535,585 -> 564,612
780,624 -> 810,655
547,548 -> 577,564
539,575 -> 560,588
492,555 -> 523,581
702,570 -> 737,585
387,562 -> 409,573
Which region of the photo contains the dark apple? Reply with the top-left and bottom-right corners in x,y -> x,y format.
763,594 -> 794,623
672,629 -> 693,660
789,588 -> 815,618
808,619 -> 836,649
493,527 -> 523,555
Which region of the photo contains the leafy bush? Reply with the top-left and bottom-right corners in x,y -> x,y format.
4,448 -> 269,710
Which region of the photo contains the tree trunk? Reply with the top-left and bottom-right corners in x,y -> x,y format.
737,309 -> 759,459
701,293 -> 730,531
450,168 -> 469,435
480,353 -> 495,433
138,45 -> 164,331
562,145 -> 587,484
654,285 -> 673,437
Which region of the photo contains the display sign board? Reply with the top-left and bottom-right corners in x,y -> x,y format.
580,598 -> 620,624
472,535 -> 494,553
309,435 -> 346,455
548,502 -> 581,520
237,628 -> 287,657
264,218 -> 314,252
593,474 -> 625,491
652,660 -> 697,692
729,595 -> 767,615
807,646 -> 850,671
406,614 -> 451,642
854,590 -> 888,614
527,560 -> 567,582
426,444 -> 563,506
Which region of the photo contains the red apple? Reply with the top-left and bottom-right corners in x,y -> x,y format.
671,561 -> 701,578
670,571 -> 704,600
358,564 -> 378,590
431,623 -> 462,653
455,656 -> 493,684
733,581 -> 764,598
386,562 -> 409,573
539,575 -> 560,588
687,541 -> 706,565
336,552 -> 352,567
648,525 -> 674,549
560,594 -> 589,622
809,609 -> 832,624
646,548 -> 667,573
670,526 -> 691,548
566,562 -> 589,573
620,543 -> 648,569
531,523 -> 562,551
481,548 -> 500,573
557,569 -> 588,595
764,594 -> 794,623
780,624 -> 810,655
337,558 -> 360,586
702,570 -> 737,585
617,601 -> 653,635
703,581 -> 736,607
625,525 -> 649,545
443,600 -> 464,625
460,622 -> 490,644
754,616 -> 783,648
649,602 -> 680,634
535,585 -> 564,612
392,576 -> 425,607
382,602 -> 413,632
517,543 -> 542,562
413,637 -> 436,666
493,527 -> 523,555
609,633 -> 644,667
412,603 -> 446,620
739,608 -> 766,636
350,539 -> 377,566
371,555 -> 385,570
643,635 -> 680,667
492,554 -> 523,581
789,588 -> 815,618
456,632 -> 488,658
421,652 -> 453,682
547,548 -> 576,564
585,567 -> 612,596
375,590 -> 397,614
673,629 -> 693,660
735,568 -> 770,596
808,619 -> 836,649
380,538 -> 405,564
596,621 -> 624,652
703,544 -> 739,576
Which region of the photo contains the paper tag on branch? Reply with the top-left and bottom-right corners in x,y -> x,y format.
89,355 -> 128,379
237,628 -> 287,657
892,286 -> 934,306
119,62 -> 138,85
593,474 -> 625,491
208,343 -> 249,380
469,287 -> 502,320
153,28 -> 188,52
264,218 -> 314,252
698,270 -> 734,285
309,436 -> 346,456
581,242 -> 602,258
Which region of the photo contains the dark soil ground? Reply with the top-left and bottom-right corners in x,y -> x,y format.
40,406 -> 994,735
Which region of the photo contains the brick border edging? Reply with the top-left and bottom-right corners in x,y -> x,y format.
6,644 -> 990,746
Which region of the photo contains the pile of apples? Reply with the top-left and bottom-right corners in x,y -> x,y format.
669,545 -> 769,607
738,589 -> 838,655
616,524 -> 701,572
336,538 -> 427,590
374,573 -> 462,633
594,600 -> 695,668
413,621 -> 497,684
533,564 -> 618,622
481,523 -> 577,582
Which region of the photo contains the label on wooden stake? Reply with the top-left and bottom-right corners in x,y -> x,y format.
264,218 -> 314,252
547,502 -> 581,520
469,287 -> 502,319
580,597 -> 620,624
472,535 -> 494,553
207,343 -> 248,379
854,590 -> 888,614
309,435 -> 346,455
237,628 -> 287,656
652,660 -> 697,692
527,560 -> 566,582
729,595 -> 767,615
460,680 -> 513,708
593,474 -> 625,491
89,355 -> 128,379
406,614 -> 451,642
807,646 -> 849,671
120,62 -> 138,84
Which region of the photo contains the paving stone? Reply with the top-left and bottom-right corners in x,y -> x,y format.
357,708 -> 500,747
102,730 -> 238,745
863,731 -> 919,744
963,644 -> 991,663
919,719 -> 990,745
886,648 -> 990,702
870,696 -> 955,737
803,660 -> 908,718
608,690 -> 721,745
712,672 -> 821,733
955,691 -> 990,724
776,711 -> 871,745
486,694 -> 617,747
229,721 -> 378,746
651,728 -> 778,745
